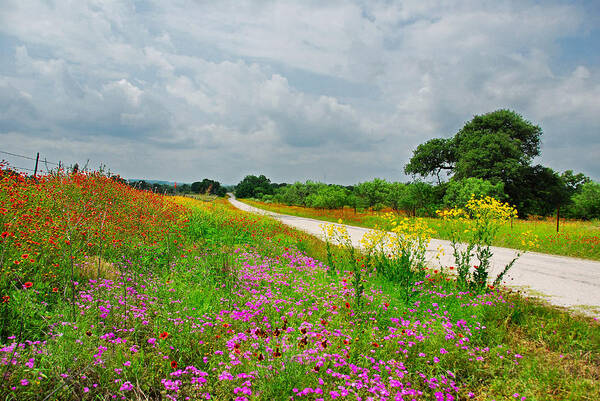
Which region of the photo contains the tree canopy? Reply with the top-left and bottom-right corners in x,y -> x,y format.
405,109 -> 542,184
191,179 -> 227,196
405,109 -> 553,215
404,138 -> 455,184
443,178 -> 505,208
235,175 -> 274,198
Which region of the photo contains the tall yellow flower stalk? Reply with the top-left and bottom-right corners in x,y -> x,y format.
320,221 -> 366,306
360,214 -> 436,301
437,195 -> 537,290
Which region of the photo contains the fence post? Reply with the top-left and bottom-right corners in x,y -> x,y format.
33,152 -> 39,177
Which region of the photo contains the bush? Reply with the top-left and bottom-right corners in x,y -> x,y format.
443,177 -> 505,208
567,181 -> 600,220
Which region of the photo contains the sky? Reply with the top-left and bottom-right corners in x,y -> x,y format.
1,0 -> 599,185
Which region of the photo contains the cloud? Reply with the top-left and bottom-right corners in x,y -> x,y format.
0,0 -> 599,184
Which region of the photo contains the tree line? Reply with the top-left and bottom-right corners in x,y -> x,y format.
235,110 -> 599,220
128,178 -> 228,197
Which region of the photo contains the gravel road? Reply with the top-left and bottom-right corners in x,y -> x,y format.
228,195 -> 600,316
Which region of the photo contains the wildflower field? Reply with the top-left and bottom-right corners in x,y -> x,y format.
240,200 -> 600,261
0,166 -> 599,400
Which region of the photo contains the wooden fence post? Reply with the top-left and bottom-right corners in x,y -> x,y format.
33,152 -> 39,177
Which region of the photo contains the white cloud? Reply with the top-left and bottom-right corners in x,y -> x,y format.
0,0 -> 599,183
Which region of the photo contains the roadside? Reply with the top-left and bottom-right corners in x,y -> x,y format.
239,198 -> 600,261
229,194 -> 600,316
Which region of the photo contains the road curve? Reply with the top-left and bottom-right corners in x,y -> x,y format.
228,195 -> 600,316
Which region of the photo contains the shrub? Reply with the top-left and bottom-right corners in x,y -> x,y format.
567,181 -> 600,220
443,177 -> 505,208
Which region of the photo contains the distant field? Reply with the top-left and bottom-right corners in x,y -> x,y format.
240,199 -> 600,260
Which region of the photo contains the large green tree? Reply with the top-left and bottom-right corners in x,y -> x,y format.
453,109 -> 541,182
405,109 -> 548,215
191,179 -> 226,196
235,175 -> 274,198
406,109 -> 541,183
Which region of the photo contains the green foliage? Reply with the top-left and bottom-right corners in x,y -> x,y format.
403,181 -> 438,216
561,170 -> 591,196
405,109 -> 553,216
361,216 -> 433,302
305,185 -> 347,209
355,178 -> 391,210
385,182 -> 407,212
507,165 -> 570,217
128,180 -> 178,194
453,109 -> 541,182
567,181 -> 600,220
259,178 -> 444,217
404,137 -> 455,183
444,177 -> 505,208
438,196 -> 521,292
191,179 -> 227,196
235,174 -> 274,198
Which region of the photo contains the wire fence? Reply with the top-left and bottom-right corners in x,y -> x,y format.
0,149 -> 90,176
0,149 -> 175,190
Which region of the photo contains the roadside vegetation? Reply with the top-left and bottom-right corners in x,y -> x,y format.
1,164 -> 598,400
240,198 -> 600,261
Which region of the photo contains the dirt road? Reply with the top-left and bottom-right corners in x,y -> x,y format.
228,195 -> 600,316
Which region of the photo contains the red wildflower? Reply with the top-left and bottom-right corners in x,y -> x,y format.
159,331 -> 169,339
21,253 -> 29,259
170,360 -> 177,369
52,287 -> 58,293
345,302 -> 351,309
23,281 -> 33,289
2,295 -> 9,303
1,231 -> 8,239
372,342 -> 379,348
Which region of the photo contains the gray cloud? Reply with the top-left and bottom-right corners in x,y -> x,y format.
0,0 -> 599,184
